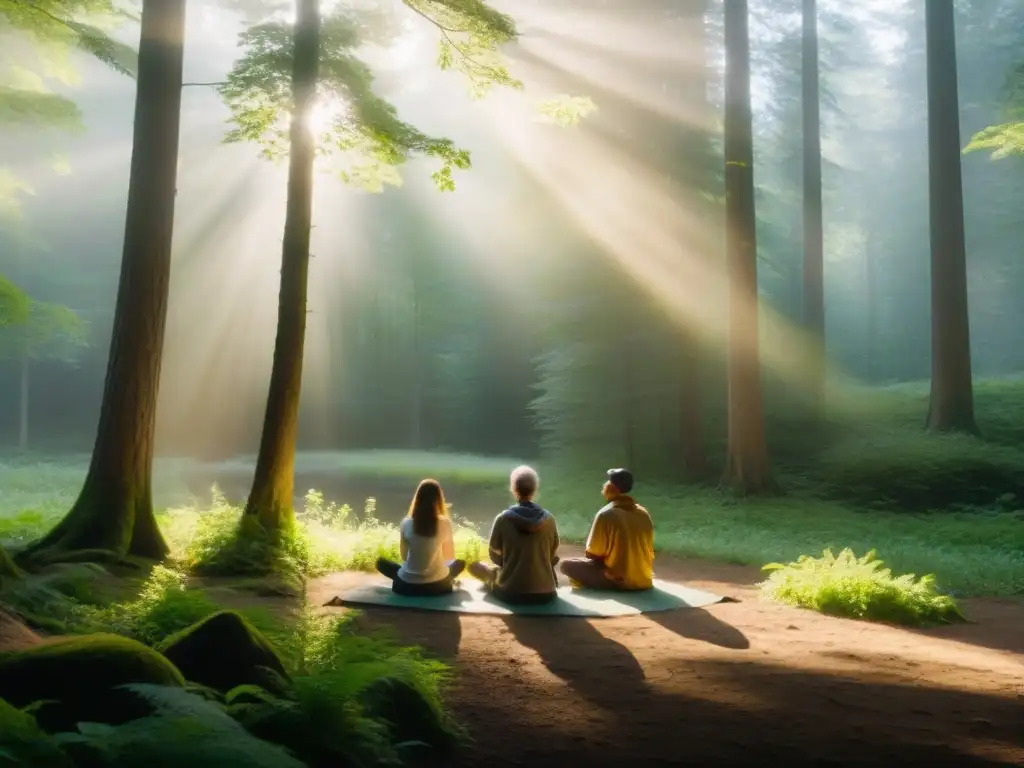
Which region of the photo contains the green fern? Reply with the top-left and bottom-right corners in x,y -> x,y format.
54,684 -> 305,768
759,548 -> 966,626
0,697 -> 72,766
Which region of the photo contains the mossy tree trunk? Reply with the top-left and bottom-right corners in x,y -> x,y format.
25,0 -> 186,561
924,0 -> 978,434
801,0 -> 826,415
720,0 -> 776,495
244,0 -> 321,532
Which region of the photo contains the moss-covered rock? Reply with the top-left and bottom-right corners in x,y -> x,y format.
157,610 -> 291,695
359,676 -> 458,754
0,633 -> 185,732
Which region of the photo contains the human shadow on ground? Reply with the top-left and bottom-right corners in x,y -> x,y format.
346,604 -> 464,662
454,634 -> 1024,768
502,614 -> 648,710
646,605 -> 750,649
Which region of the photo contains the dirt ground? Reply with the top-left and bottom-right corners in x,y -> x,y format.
310,548 -> 1024,767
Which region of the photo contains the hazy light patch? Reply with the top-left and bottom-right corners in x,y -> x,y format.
478,81 -> 830,397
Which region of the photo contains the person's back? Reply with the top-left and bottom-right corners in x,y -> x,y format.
560,468 -> 654,591
489,501 -> 559,597
468,465 -> 560,603
376,479 -> 465,596
590,496 -> 654,590
398,514 -> 453,584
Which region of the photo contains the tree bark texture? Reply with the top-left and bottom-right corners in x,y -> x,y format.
26,0 -> 186,561
924,0 -> 977,433
244,0 -> 321,531
721,0 -> 776,495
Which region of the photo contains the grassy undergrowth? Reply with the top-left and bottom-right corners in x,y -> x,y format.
757,548 -> 965,626
162,488 -> 486,589
0,558 -> 460,766
541,483 -> 1023,597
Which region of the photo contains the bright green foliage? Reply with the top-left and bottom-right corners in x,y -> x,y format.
0,0 -> 136,222
0,275 -> 30,328
174,486 -> 485,580
965,60 -> 1024,158
219,9 -> 473,192
405,0 -> 520,97
220,0 -> 592,192
71,566 -> 222,646
0,1 -> 136,77
759,548 -> 966,626
0,299 -> 87,360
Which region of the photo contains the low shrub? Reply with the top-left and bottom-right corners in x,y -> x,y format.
758,548 -> 965,626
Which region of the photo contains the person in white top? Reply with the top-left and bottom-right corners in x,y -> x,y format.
375,479 -> 466,596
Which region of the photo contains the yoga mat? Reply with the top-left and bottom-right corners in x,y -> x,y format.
330,579 -> 724,617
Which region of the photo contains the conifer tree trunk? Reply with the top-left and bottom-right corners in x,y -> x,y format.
801,0 -> 825,411
924,0 -> 977,434
244,0 -> 320,531
721,0 -> 776,495
25,0 -> 185,561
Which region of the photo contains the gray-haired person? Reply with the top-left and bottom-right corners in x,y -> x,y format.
468,465 -> 561,604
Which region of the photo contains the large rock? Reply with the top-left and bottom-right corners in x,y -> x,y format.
0,632 -> 185,731
359,676 -> 459,754
157,610 -> 290,695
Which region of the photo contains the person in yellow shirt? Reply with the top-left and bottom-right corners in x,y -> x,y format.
559,468 -> 654,591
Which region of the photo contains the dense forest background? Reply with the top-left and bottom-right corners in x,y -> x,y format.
1,0 -> 1022,480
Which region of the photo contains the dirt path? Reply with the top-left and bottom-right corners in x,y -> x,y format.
310,550 -> 1024,767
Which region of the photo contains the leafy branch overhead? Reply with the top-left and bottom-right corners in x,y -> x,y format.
219,13 -> 472,192
964,60 -> 1024,159
219,0 -> 595,192
0,0 -> 138,78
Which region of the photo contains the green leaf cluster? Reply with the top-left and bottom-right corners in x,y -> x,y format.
219,9 -> 472,192
964,60 -> 1024,158
0,296 -> 86,359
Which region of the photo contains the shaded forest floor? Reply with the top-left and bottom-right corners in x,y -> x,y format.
200,547 -> 1023,768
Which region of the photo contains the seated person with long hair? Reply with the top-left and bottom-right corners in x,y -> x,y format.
375,479 -> 466,596
468,465 -> 560,605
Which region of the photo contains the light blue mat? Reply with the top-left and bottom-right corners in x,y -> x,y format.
333,578 -> 724,617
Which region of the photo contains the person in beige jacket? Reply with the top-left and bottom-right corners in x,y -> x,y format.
468,465 -> 560,605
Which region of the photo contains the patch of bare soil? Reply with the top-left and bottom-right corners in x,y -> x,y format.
0,609 -> 42,652
309,549 -> 1024,767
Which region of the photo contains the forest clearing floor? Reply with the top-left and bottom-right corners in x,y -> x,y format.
301,548 -> 1024,768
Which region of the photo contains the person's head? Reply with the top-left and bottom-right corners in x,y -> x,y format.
510,465 -> 539,502
602,468 -> 634,500
408,478 -> 447,537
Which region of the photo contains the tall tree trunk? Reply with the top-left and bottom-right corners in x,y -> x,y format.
25,0 -> 185,561
18,355 -> 28,451
678,0 -> 710,481
244,0 -> 321,531
924,0 -> 977,433
721,0 -> 775,495
801,0 -> 825,411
